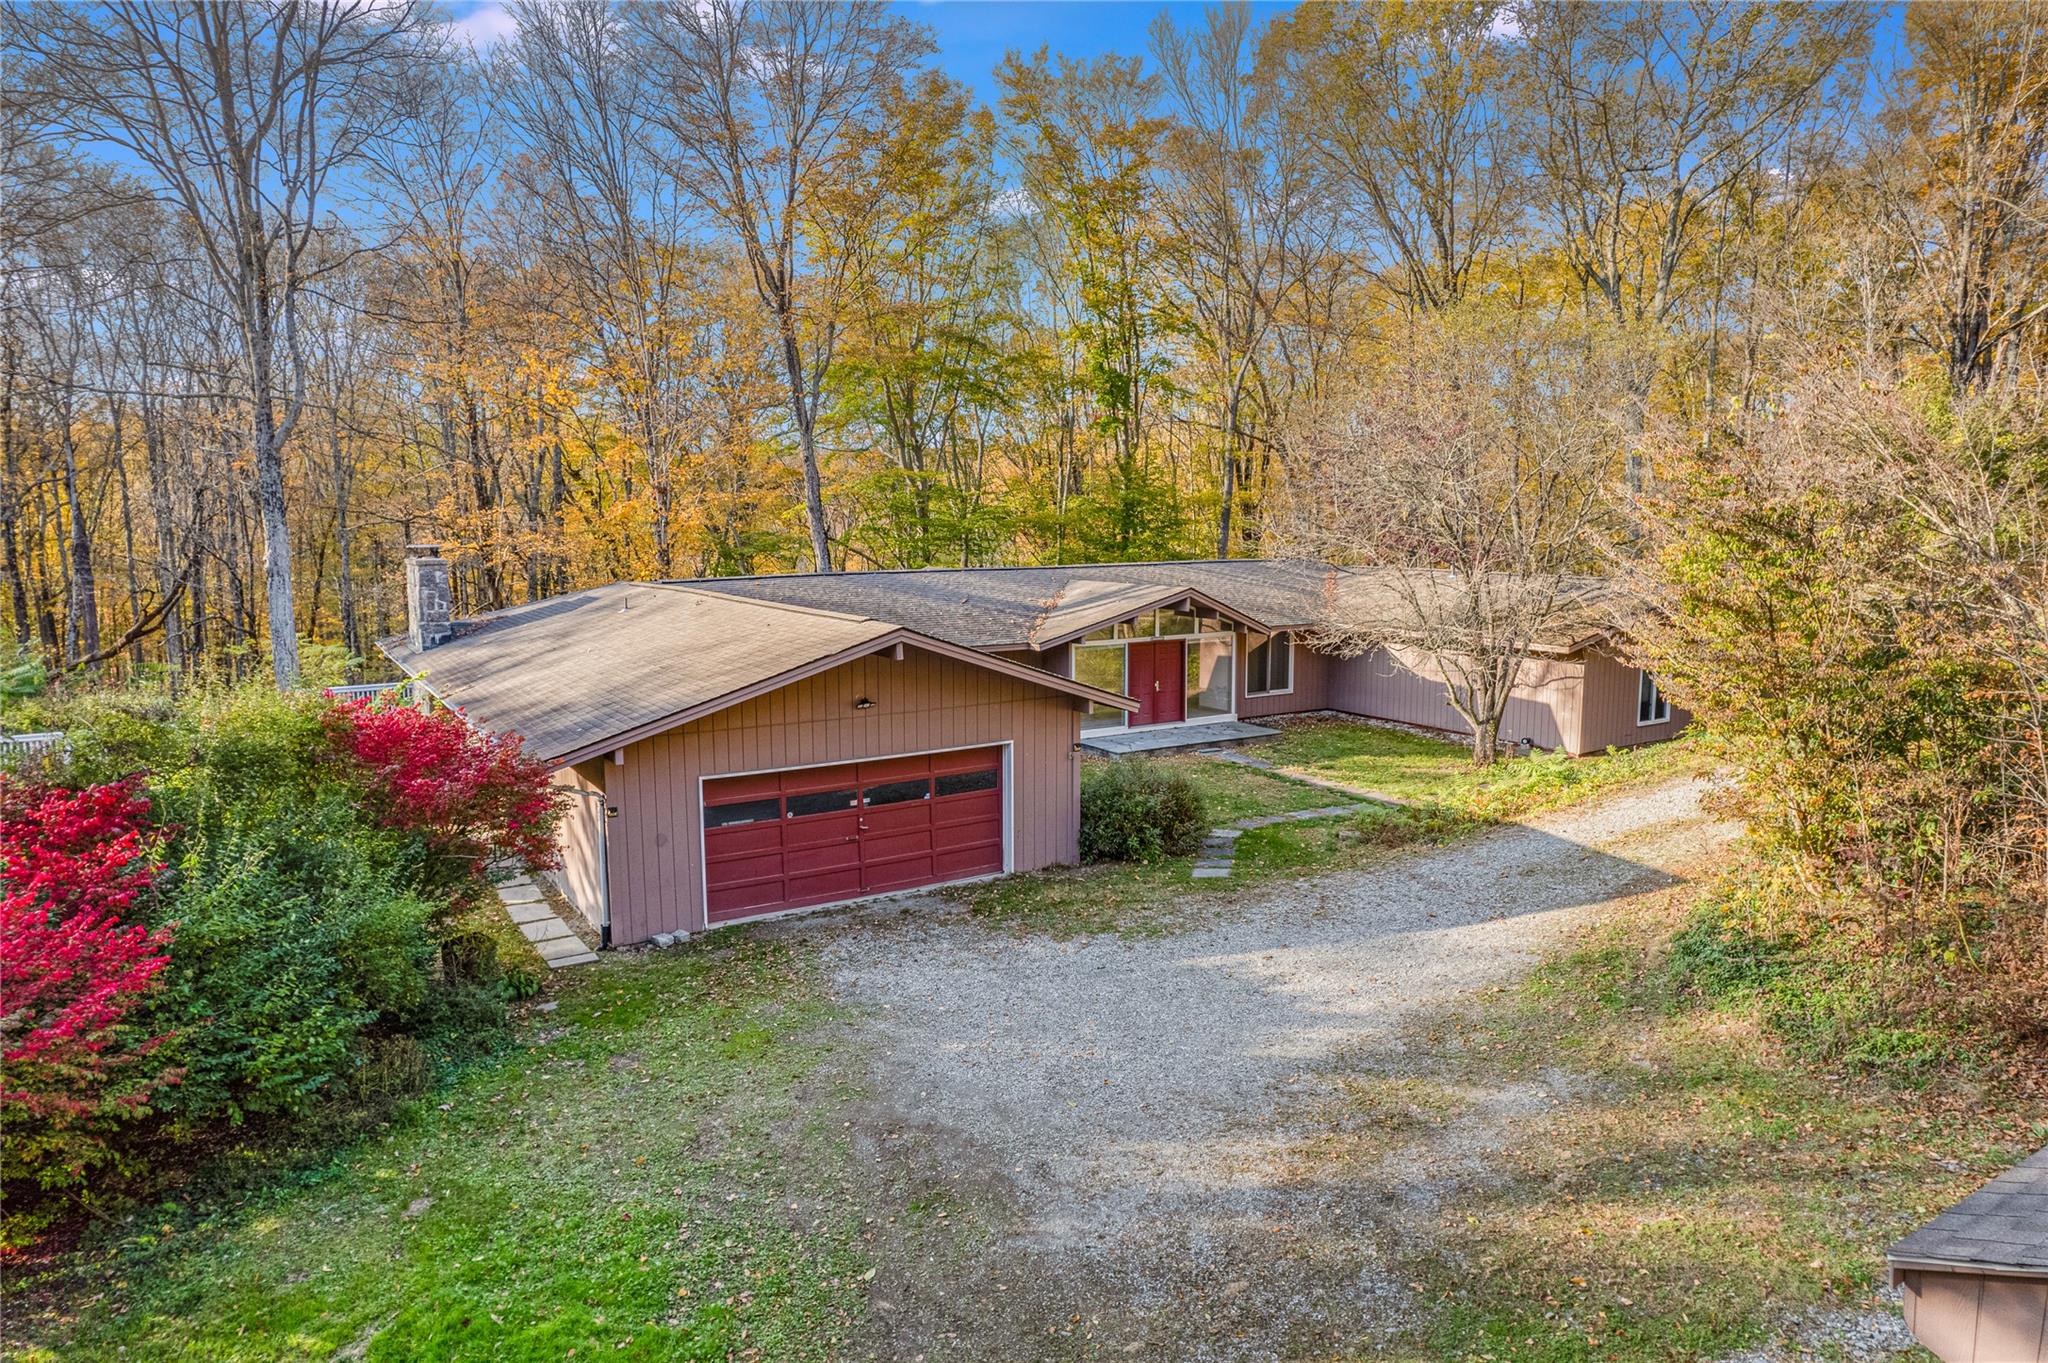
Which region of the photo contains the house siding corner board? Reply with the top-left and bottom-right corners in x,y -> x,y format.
547,760 -> 608,929
1897,1268 -> 2048,1363
601,647 -> 1081,944
1328,645 -> 1582,753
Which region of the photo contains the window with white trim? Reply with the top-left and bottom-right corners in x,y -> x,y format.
1245,632 -> 1293,696
1636,669 -> 1671,725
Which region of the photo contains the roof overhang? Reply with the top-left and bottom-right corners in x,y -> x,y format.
542,626 -> 1135,768
1888,1255 -> 2048,1284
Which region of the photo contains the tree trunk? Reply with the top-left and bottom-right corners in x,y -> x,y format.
1471,712 -> 1500,766
58,404 -> 101,664
778,327 -> 833,572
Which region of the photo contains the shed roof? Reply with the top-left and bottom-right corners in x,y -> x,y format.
1888,1146 -> 2048,1275
378,582 -> 1133,766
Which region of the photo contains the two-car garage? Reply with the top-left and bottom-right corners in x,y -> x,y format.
701,745 -> 1007,923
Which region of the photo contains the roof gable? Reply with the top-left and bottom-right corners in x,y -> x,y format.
377,583 -> 1132,766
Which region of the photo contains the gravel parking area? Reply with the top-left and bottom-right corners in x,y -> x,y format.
818,776 -> 1741,1360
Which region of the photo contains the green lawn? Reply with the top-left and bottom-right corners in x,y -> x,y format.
1261,718 -> 1705,818
1305,884 -> 2047,1363
957,724 -> 1701,940
1121,752 -> 1352,823
8,942 -> 871,1363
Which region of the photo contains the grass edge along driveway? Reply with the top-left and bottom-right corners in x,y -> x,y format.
9,942 -> 874,1363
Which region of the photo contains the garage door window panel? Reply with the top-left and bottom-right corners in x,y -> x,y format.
705,796 -> 783,828
787,788 -> 858,817
864,778 -> 932,806
935,768 -> 999,798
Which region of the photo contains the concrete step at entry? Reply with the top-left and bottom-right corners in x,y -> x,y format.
518,917 -> 579,945
536,935 -> 598,966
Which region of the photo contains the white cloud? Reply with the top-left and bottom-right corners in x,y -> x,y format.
448,1 -> 519,50
1487,5 -> 1523,41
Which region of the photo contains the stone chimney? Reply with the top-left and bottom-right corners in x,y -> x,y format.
405,544 -> 453,651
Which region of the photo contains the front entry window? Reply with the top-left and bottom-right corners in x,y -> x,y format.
1075,644 -> 1128,730
1187,639 -> 1233,720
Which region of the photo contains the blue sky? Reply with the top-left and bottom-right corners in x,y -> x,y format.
443,1 -> 1291,99
445,1 -> 1913,107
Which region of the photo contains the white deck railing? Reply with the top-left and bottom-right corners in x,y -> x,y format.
324,681 -> 417,707
0,730 -> 67,759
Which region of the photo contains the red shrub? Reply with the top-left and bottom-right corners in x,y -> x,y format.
324,700 -> 563,876
0,777 -> 176,1210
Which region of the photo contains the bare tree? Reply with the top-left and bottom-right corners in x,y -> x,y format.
12,0 -> 433,686
1268,0 -> 1523,315
1277,309 -> 1625,764
1520,0 -> 1869,488
632,0 -> 932,571
1151,2 -> 1321,558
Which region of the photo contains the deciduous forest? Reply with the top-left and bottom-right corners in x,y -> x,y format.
0,0 -> 2017,680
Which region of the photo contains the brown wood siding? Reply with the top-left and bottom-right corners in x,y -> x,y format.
599,646 -> 1082,943
1899,1269 -> 2048,1363
1325,646 -> 1584,752
1574,647 -> 1691,752
546,761 -> 607,930
1236,630 -> 1328,717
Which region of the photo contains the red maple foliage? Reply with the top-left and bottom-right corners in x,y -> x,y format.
324,700 -> 562,875
0,776 -> 176,1170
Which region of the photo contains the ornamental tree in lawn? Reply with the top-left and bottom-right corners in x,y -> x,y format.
0,775 -> 176,1220
324,700 -> 563,883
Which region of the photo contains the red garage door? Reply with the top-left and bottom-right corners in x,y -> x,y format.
702,747 -> 1004,923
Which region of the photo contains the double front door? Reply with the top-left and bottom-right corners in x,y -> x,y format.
1125,639 -> 1186,727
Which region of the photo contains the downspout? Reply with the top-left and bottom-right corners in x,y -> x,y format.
562,785 -> 614,949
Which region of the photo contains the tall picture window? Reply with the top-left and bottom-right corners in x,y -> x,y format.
1636,670 -> 1670,725
1245,632 -> 1293,696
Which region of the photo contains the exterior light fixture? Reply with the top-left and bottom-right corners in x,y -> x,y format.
854,697 -> 875,710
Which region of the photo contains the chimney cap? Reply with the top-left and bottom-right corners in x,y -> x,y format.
406,542 -> 444,559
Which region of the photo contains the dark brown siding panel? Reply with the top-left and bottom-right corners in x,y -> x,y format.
1575,647 -> 1691,753
602,645 -> 1081,943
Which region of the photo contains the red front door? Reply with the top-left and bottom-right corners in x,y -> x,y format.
1126,640 -> 1186,727
702,748 -> 1004,923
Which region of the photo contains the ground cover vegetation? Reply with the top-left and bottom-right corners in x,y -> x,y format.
0,683 -> 562,1251
6,938 -> 871,1363
1307,879 -> 2048,1363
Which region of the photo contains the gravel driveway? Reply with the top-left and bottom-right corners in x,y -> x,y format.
815,776 -> 1739,1361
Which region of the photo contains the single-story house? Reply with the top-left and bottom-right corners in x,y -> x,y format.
1888,1146 -> 2048,1363
381,549 -> 1687,945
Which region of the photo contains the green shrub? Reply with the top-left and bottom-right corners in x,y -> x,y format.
1080,760 -> 1207,863
150,799 -> 439,1127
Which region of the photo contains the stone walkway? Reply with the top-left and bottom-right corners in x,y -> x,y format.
496,875 -> 597,968
1197,745 -> 1416,807
1185,745 -> 1424,881
1189,799 -> 1383,880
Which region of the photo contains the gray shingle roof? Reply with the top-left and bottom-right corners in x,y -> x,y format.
377,582 -> 1133,766
381,584 -> 896,764
1888,1146 -> 2048,1273
672,558 -> 1342,647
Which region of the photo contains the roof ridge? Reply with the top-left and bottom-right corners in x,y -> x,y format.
661,556 -> 1314,587
640,581 -> 879,626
